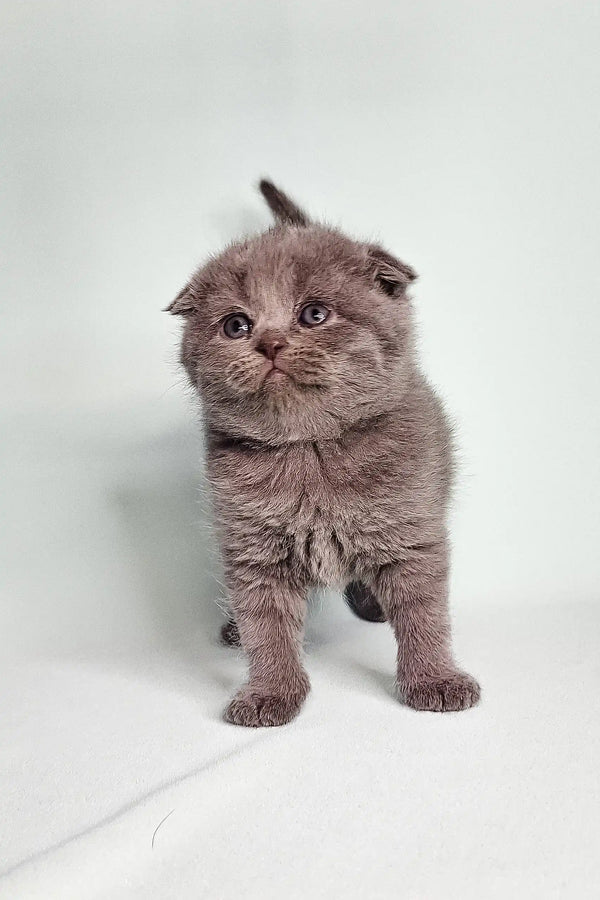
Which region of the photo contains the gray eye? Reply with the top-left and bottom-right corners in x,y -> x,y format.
223,313 -> 252,339
299,303 -> 330,327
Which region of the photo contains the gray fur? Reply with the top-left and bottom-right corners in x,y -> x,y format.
168,182 -> 480,726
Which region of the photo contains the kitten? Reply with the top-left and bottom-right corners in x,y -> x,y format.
168,180 -> 480,727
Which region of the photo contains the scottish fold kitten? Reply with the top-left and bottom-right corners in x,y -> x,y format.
168,181 -> 480,726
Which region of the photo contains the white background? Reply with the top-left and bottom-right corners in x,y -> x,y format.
2,2 -> 599,897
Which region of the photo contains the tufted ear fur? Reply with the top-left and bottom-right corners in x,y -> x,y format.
164,282 -> 199,316
368,246 -> 417,299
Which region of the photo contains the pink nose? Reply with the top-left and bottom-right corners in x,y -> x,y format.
255,335 -> 286,361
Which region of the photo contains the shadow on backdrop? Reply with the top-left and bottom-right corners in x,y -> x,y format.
110,426 -> 227,655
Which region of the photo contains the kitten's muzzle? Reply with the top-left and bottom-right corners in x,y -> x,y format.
254,332 -> 288,361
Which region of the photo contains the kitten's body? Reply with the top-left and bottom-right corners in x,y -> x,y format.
169,181 -> 480,726
209,380 -> 451,592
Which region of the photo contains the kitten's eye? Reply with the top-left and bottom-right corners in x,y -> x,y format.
298,302 -> 330,327
222,313 -> 252,339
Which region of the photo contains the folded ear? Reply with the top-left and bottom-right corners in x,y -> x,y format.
367,246 -> 417,299
164,282 -> 198,316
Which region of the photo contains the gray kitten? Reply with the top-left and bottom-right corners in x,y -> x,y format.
168,181 -> 480,727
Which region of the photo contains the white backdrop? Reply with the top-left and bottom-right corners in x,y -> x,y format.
2,2 -> 599,897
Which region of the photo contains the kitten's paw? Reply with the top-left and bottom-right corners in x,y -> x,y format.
224,684 -> 308,727
220,620 -> 240,646
402,672 -> 480,712
344,581 -> 386,622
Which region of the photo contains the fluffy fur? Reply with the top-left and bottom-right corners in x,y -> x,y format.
168,180 -> 480,726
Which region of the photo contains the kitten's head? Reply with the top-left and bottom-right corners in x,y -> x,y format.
168,181 -> 418,443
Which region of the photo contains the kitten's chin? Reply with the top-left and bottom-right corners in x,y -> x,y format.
263,367 -> 290,386
207,396 -> 345,444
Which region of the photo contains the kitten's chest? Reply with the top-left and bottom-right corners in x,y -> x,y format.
270,444 -> 358,582
212,439 -> 394,583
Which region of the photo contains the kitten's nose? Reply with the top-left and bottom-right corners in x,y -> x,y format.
255,333 -> 287,361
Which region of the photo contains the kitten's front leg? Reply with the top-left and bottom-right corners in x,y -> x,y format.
224,572 -> 310,727
373,540 -> 480,712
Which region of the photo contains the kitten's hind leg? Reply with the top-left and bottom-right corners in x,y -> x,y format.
220,618 -> 241,646
344,580 -> 386,622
